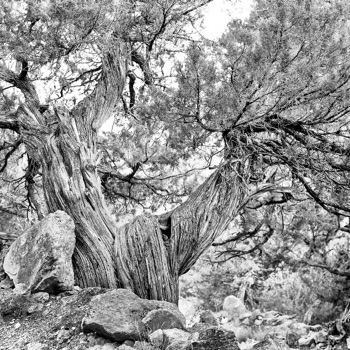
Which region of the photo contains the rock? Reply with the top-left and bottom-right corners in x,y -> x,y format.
134,341 -> 155,350
314,330 -> 327,344
26,342 -> 48,350
164,329 -> 191,343
222,295 -> 247,322
0,276 -> 14,289
239,311 -> 252,322
190,326 -> 240,350
197,310 -> 219,326
165,339 -> 190,350
142,309 -> 185,332
0,292 -> 30,317
31,292 -> 50,303
251,334 -> 285,350
123,340 -> 135,347
100,344 -> 117,350
3,211 -> 75,294
57,327 -> 72,343
299,335 -> 316,349
289,322 -> 310,337
82,288 -> 185,342
118,346 -> 134,350
149,329 -> 165,348
27,303 -> 44,314
178,297 -> 197,326
286,330 -> 301,348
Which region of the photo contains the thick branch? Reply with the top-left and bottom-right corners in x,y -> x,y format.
0,113 -> 20,133
301,260 -> 350,278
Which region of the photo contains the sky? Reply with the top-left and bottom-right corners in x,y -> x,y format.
102,0 -> 254,132
201,0 -> 254,39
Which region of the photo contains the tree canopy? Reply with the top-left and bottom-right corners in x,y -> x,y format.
1,0 -> 350,302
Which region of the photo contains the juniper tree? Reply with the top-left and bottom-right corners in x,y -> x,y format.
1,0 -> 350,303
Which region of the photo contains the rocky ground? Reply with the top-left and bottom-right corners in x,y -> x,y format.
0,287 -> 134,350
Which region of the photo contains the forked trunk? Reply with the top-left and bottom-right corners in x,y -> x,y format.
3,43 -> 249,303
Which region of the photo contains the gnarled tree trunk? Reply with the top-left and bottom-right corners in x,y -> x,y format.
1,43 -> 249,303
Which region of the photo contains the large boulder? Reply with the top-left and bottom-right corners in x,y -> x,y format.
222,295 -> 247,323
82,289 -> 186,342
3,211 -> 75,294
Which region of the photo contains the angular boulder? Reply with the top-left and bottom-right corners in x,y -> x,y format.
3,211 -> 75,294
82,289 -> 186,342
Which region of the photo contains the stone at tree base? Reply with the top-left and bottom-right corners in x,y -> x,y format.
142,309 -> 185,332
3,211 -> 75,294
82,289 -> 186,342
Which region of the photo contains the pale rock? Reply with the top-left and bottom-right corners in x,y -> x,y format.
101,344 -> 117,350
165,339 -> 190,350
27,303 -> 44,314
149,329 -> 165,348
31,292 -> 50,303
57,327 -> 71,343
299,335 -> 316,348
163,328 -> 191,345
26,342 -> 48,350
178,297 -> 197,326
4,211 -> 75,294
87,346 -> 102,350
222,295 -> 247,322
118,345 -> 134,350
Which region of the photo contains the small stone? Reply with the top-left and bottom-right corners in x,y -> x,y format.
118,346 -> 134,350
123,340 -> 135,347
31,292 -> 50,303
101,344 -> 116,350
57,328 -> 71,344
0,276 -> 14,289
27,303 -> 44,314
165,339 -> 190,350
14,322 -> 21,329
149,329 -> 165,348
26,342 -> 48,350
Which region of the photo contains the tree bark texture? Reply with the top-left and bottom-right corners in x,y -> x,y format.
1,43 -> 248,302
